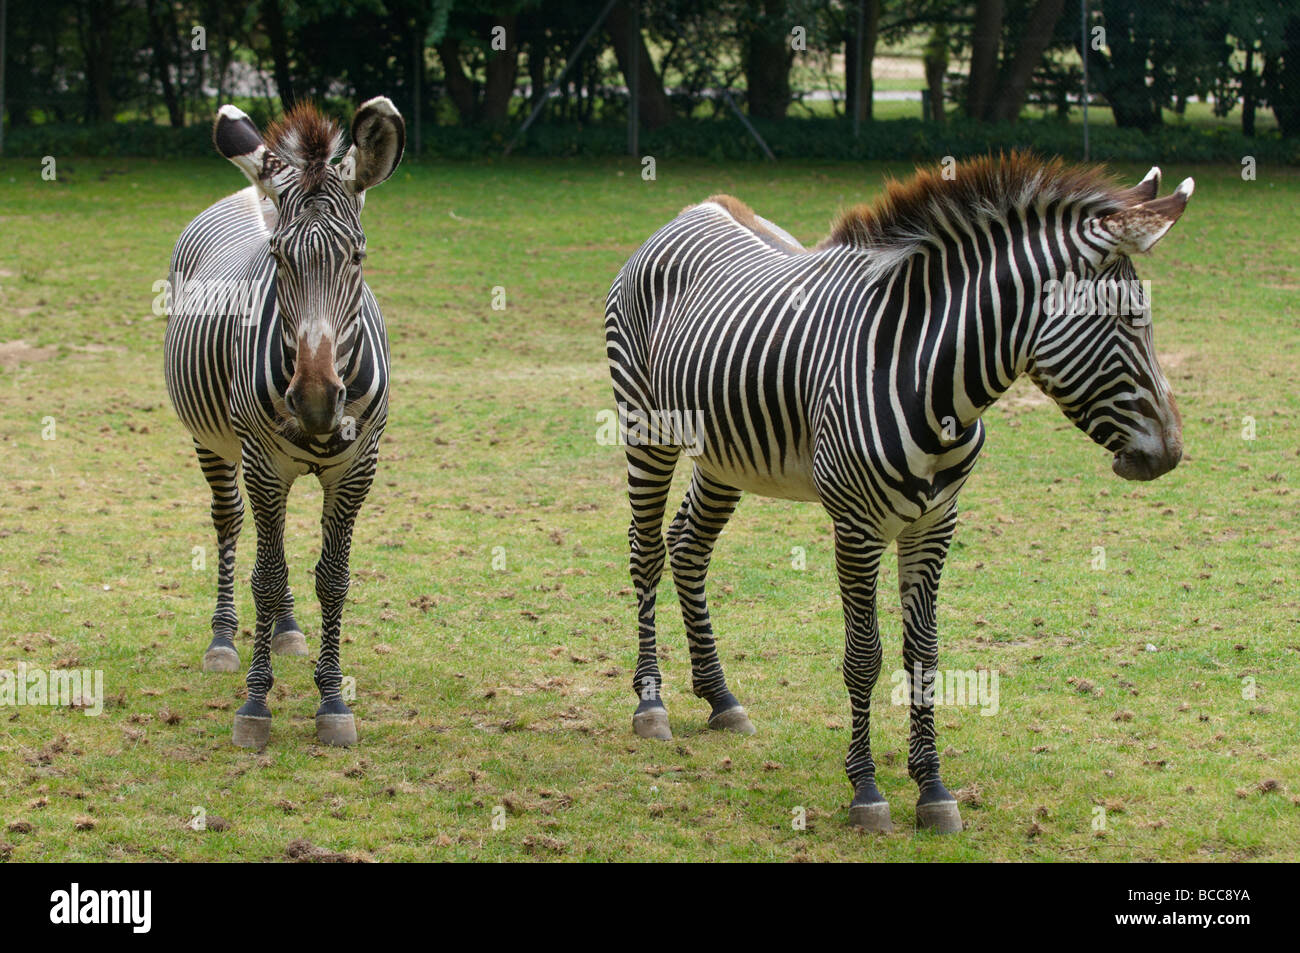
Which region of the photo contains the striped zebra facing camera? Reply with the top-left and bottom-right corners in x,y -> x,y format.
163,98 -> 404,750
605,153 -> 1192,834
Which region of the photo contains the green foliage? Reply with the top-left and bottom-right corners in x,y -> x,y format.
10,116 -> 1297,164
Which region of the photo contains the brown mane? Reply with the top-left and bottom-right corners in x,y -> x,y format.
818,152 -> 1129,257
698,193 -> 806,254
264,102 -> 344,194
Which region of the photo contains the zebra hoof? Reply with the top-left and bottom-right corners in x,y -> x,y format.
848,801 -> 894,833
915,799 -> 963,834
231,713 -> 271,749
707,706 -> 756,735
316,713 -> 358,747
271,629 -> 308,656
633,708 -> 672,740
202,644 -> 240,673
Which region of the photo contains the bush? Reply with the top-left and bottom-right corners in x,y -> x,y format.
7,116 -> 1297,165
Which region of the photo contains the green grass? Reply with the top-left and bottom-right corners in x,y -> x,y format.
0,155 -> 1297,861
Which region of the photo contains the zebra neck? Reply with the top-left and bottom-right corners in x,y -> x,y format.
877,240 -> 1049,439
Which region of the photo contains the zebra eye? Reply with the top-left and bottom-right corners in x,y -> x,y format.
352,249 -> 367,265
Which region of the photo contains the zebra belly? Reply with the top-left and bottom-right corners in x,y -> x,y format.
690,448 -> 820,502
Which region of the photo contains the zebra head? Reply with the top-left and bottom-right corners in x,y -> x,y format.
1028,169 -> 1193,482
213,98 -> 405,437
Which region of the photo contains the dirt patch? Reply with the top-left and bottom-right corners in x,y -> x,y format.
284,838 -> 369,863
0,339 -> 57,370
1000,378 -> 1052,411
1159,349 -> 1189,370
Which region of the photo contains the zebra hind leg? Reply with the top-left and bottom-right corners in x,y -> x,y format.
898,506 -> 963,833
667,467 -> 753,735
196,443 -> 243,673
830,518 -> 892,832
626,444 -> 680,741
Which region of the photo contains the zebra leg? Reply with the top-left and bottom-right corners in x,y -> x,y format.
195,442 -> 243,673
667,466 -> 754,734
897,504 -> 963,833
832,518 -> 891,832
626,443 -> 681,740
231,467 -> 292,749
271,593 -> 308,657
311,466 -> 375,747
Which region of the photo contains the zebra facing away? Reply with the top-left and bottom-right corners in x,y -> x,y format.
164,99 -> 404,748
605,154 -> 1192,833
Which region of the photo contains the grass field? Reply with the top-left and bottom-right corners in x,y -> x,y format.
0,154 -> 1297,862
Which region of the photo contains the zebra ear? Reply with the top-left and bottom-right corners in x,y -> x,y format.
346,96 -> 405,193
213,104 -> 284,204
1116,166 -> 1161,206
1097,178 -> 1193,255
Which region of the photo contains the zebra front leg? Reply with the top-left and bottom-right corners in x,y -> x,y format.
311,468 -> 374,747
270,592 -> 308,657
832,519 -> 890,832
195,443 -> 243,672
667,467 -> 753,734
898,504 -> 963,833
626,444 -> 680,740
231,469 -> 292,749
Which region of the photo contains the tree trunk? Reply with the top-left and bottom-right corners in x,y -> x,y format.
966,0 -> 1003,120
527,35 -> 545,112
845,0 -> 881,124
1270,15 -> 1300,138
481,14 -> 519,125
923,24 -> 948,124
606,1 -> 673,130
436,37 -> 477,123
82,0 -> 116,121
1241,45 -> 1256,137
1094,1 -> 1160,131
261,0 -> 296,111
743,0 -> 794,121
145,0 -> 183,126
989,0 -> 1064,122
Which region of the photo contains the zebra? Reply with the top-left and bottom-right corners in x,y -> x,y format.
163,98 -> 404,748
604,154 -> 1191,833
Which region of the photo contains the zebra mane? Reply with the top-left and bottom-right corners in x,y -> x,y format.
265,103 -> 345,194
819,152 -> 1128,266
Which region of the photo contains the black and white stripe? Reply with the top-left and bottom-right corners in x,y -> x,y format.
605,156 -> 1192,831
164,98 -> 404,747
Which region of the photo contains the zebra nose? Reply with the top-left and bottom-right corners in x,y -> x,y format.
285,380 -> 343,435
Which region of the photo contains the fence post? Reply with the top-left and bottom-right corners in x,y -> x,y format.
1081,0 -> 1089,161
628,0 -> 639,156
0,0 -> 7,156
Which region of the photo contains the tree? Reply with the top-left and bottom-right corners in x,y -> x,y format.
965,0 -> 1002,119
922,22 -> 947,123
259,0 -> 297,109
988,0 -> 1063,121
844,0 -> 882,124
145,0 -> 183,126
607,1 -> 673,129
741,0 -> 796,120
76,0 -> 120,121
1269,9 -> 1300,137
437,3 -> 529,126
961,0 -> 1067,123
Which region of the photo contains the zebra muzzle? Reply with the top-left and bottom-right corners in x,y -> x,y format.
1112,438 -> 1181,482
285,379 -> 346,436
